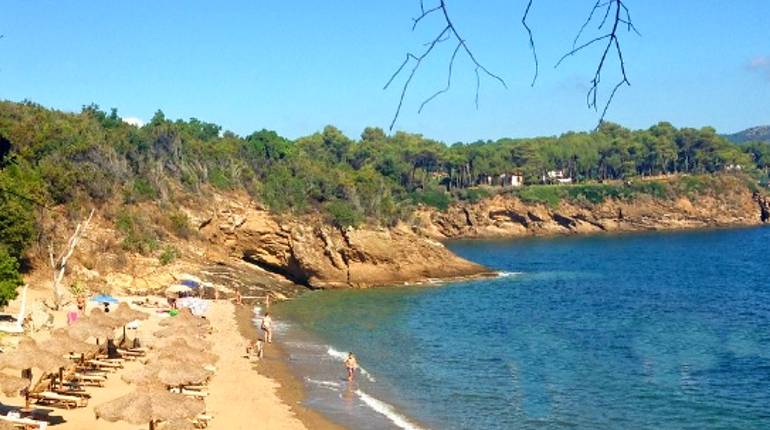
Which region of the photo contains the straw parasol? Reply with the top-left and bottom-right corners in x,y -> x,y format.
0,338 -> 69,373
148,339 -> 218,366
151,335 -> 212,352
89,308 -> 124,328
158,308 -> 210,329
160,419 -> 197,430
122,358 -> 212,387
41,328 -> 100,356
112,302 -> 149,323
153,324 -> 208,339
94,385 -> 205,430
67,317 -> 115,341
0,372 -> 31,396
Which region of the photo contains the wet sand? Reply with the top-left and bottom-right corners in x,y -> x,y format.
234,304 -> 346,430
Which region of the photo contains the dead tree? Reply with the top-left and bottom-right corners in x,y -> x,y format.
48,209 -> 95,309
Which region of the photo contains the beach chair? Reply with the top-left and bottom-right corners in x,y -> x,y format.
170,387 -> 209,399
0,414 -> 48,429
29,391 -> 88,409
87,359 -> 123,370
73,373 -> 106,387
193,414 -> 213,428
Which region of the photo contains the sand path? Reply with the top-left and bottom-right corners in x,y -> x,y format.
206,301 -> 307,430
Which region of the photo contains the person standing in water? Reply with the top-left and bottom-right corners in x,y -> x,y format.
261,312 -> 273,343
345,352 -> 358,381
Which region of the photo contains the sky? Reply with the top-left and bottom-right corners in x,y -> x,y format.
1,1 -> 769,143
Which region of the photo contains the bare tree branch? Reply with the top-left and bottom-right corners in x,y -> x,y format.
556,0 -> 638,124
386,0 -> 507,130
521,0 -> 539,86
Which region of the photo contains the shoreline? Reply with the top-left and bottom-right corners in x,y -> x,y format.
437,220 -> 768,242
233,304 -> 347,430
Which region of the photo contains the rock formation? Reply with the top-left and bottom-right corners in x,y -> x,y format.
415,181 -> 769,240
198,195 -> 493,289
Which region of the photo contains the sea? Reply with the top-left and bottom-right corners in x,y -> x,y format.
263,226 -> 770,430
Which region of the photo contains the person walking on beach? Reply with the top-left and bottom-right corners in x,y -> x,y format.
261,312 -> 273,343
345,352 -> 358,381
235,290 -> 243,306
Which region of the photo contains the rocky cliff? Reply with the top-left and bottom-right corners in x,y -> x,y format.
414,179 -> 769,240
195,195 -> 493,289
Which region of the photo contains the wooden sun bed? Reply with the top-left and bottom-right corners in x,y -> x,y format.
87,359 -> 123,369
72,373 -> 106,387
169,387 -> 209,399
0,414 -> 48,429
29,391 -> 88,409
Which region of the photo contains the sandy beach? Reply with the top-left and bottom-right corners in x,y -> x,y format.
0,288 -> 342,430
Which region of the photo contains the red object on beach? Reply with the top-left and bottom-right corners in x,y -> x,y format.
67,311 -> 79,325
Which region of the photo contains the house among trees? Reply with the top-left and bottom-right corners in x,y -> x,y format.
542,170 -> 573,184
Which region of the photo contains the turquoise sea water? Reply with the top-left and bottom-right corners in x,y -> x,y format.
273,227 -> 770,430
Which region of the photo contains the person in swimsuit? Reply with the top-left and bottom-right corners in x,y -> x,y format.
261,312 -> 273,343
345,352 -> 358,381
76,295 -> 86,314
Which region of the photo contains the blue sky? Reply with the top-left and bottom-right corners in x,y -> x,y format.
1,1 -> 768,142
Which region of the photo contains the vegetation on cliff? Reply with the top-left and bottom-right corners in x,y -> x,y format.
1,100 -> 769,296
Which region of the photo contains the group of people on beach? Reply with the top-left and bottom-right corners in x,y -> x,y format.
241,291 -> 360,382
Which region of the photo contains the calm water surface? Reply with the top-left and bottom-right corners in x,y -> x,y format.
274,227 -> 770,430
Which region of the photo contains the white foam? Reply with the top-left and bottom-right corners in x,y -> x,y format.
305,378 -> 342,390
497,271 -> 523,278
355,389 -> 428,430
327,347 -> 376,382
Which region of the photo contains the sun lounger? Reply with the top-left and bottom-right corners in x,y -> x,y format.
73,373 -> 106,387
88,359 -> 123,369
194,414 -> 213,428
0,414 -> 48,429
29,391 -> 88,409
170,387 -> 209,399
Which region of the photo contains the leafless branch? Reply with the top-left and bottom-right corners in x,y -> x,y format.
556,0 -> 638,124
386,0 -> 507,130
521,0 -> 539,86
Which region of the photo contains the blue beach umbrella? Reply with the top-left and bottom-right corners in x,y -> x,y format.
91,294 -> 119,304
181,279 -> 200,289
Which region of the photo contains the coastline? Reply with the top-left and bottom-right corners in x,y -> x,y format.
234,303 -> 347,430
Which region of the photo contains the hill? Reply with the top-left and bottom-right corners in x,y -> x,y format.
0,100 -> 769,306
724,126 -> 770,144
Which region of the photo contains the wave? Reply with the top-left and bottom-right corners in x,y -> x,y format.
355,389 -> 428,430
327,346 -> 376,382
497,271 -> 524,278
305,377 -> 343,391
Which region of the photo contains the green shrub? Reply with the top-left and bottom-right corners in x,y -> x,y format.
455,187 -> 491,204
516,185 -> 564,207
131,178 -> 158,201
115,209 -> 159,254
208,167 -> 232,189
411,188 -> 451,211
158,245 -> 179,266
0,247 -> 22,306
324,200 -> 364,228
167,211 -> 192,239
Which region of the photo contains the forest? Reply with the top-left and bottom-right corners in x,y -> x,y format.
1,100 -> 770,303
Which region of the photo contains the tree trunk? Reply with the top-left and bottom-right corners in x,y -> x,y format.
49,209 -> 95,310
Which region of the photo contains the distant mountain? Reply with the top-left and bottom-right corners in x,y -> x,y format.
724,126 -> 770,144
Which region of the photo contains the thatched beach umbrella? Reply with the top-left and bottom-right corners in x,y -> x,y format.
149,339 -> 218,366
112,302 -> 149,323
160,419 -> 197,430
122,358 -> 212,387
89,308 -> 123,328
0,372 -> 31,396
41,328 -> 100,356
158,308 -> 210,329
151,335 -> 212,352
0,338 -> 69,374
94,385 -> 205,430
67,317 -> 115,342
153,324 -> 208,339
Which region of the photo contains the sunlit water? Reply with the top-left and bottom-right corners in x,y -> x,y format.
272,227 -> 770,430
